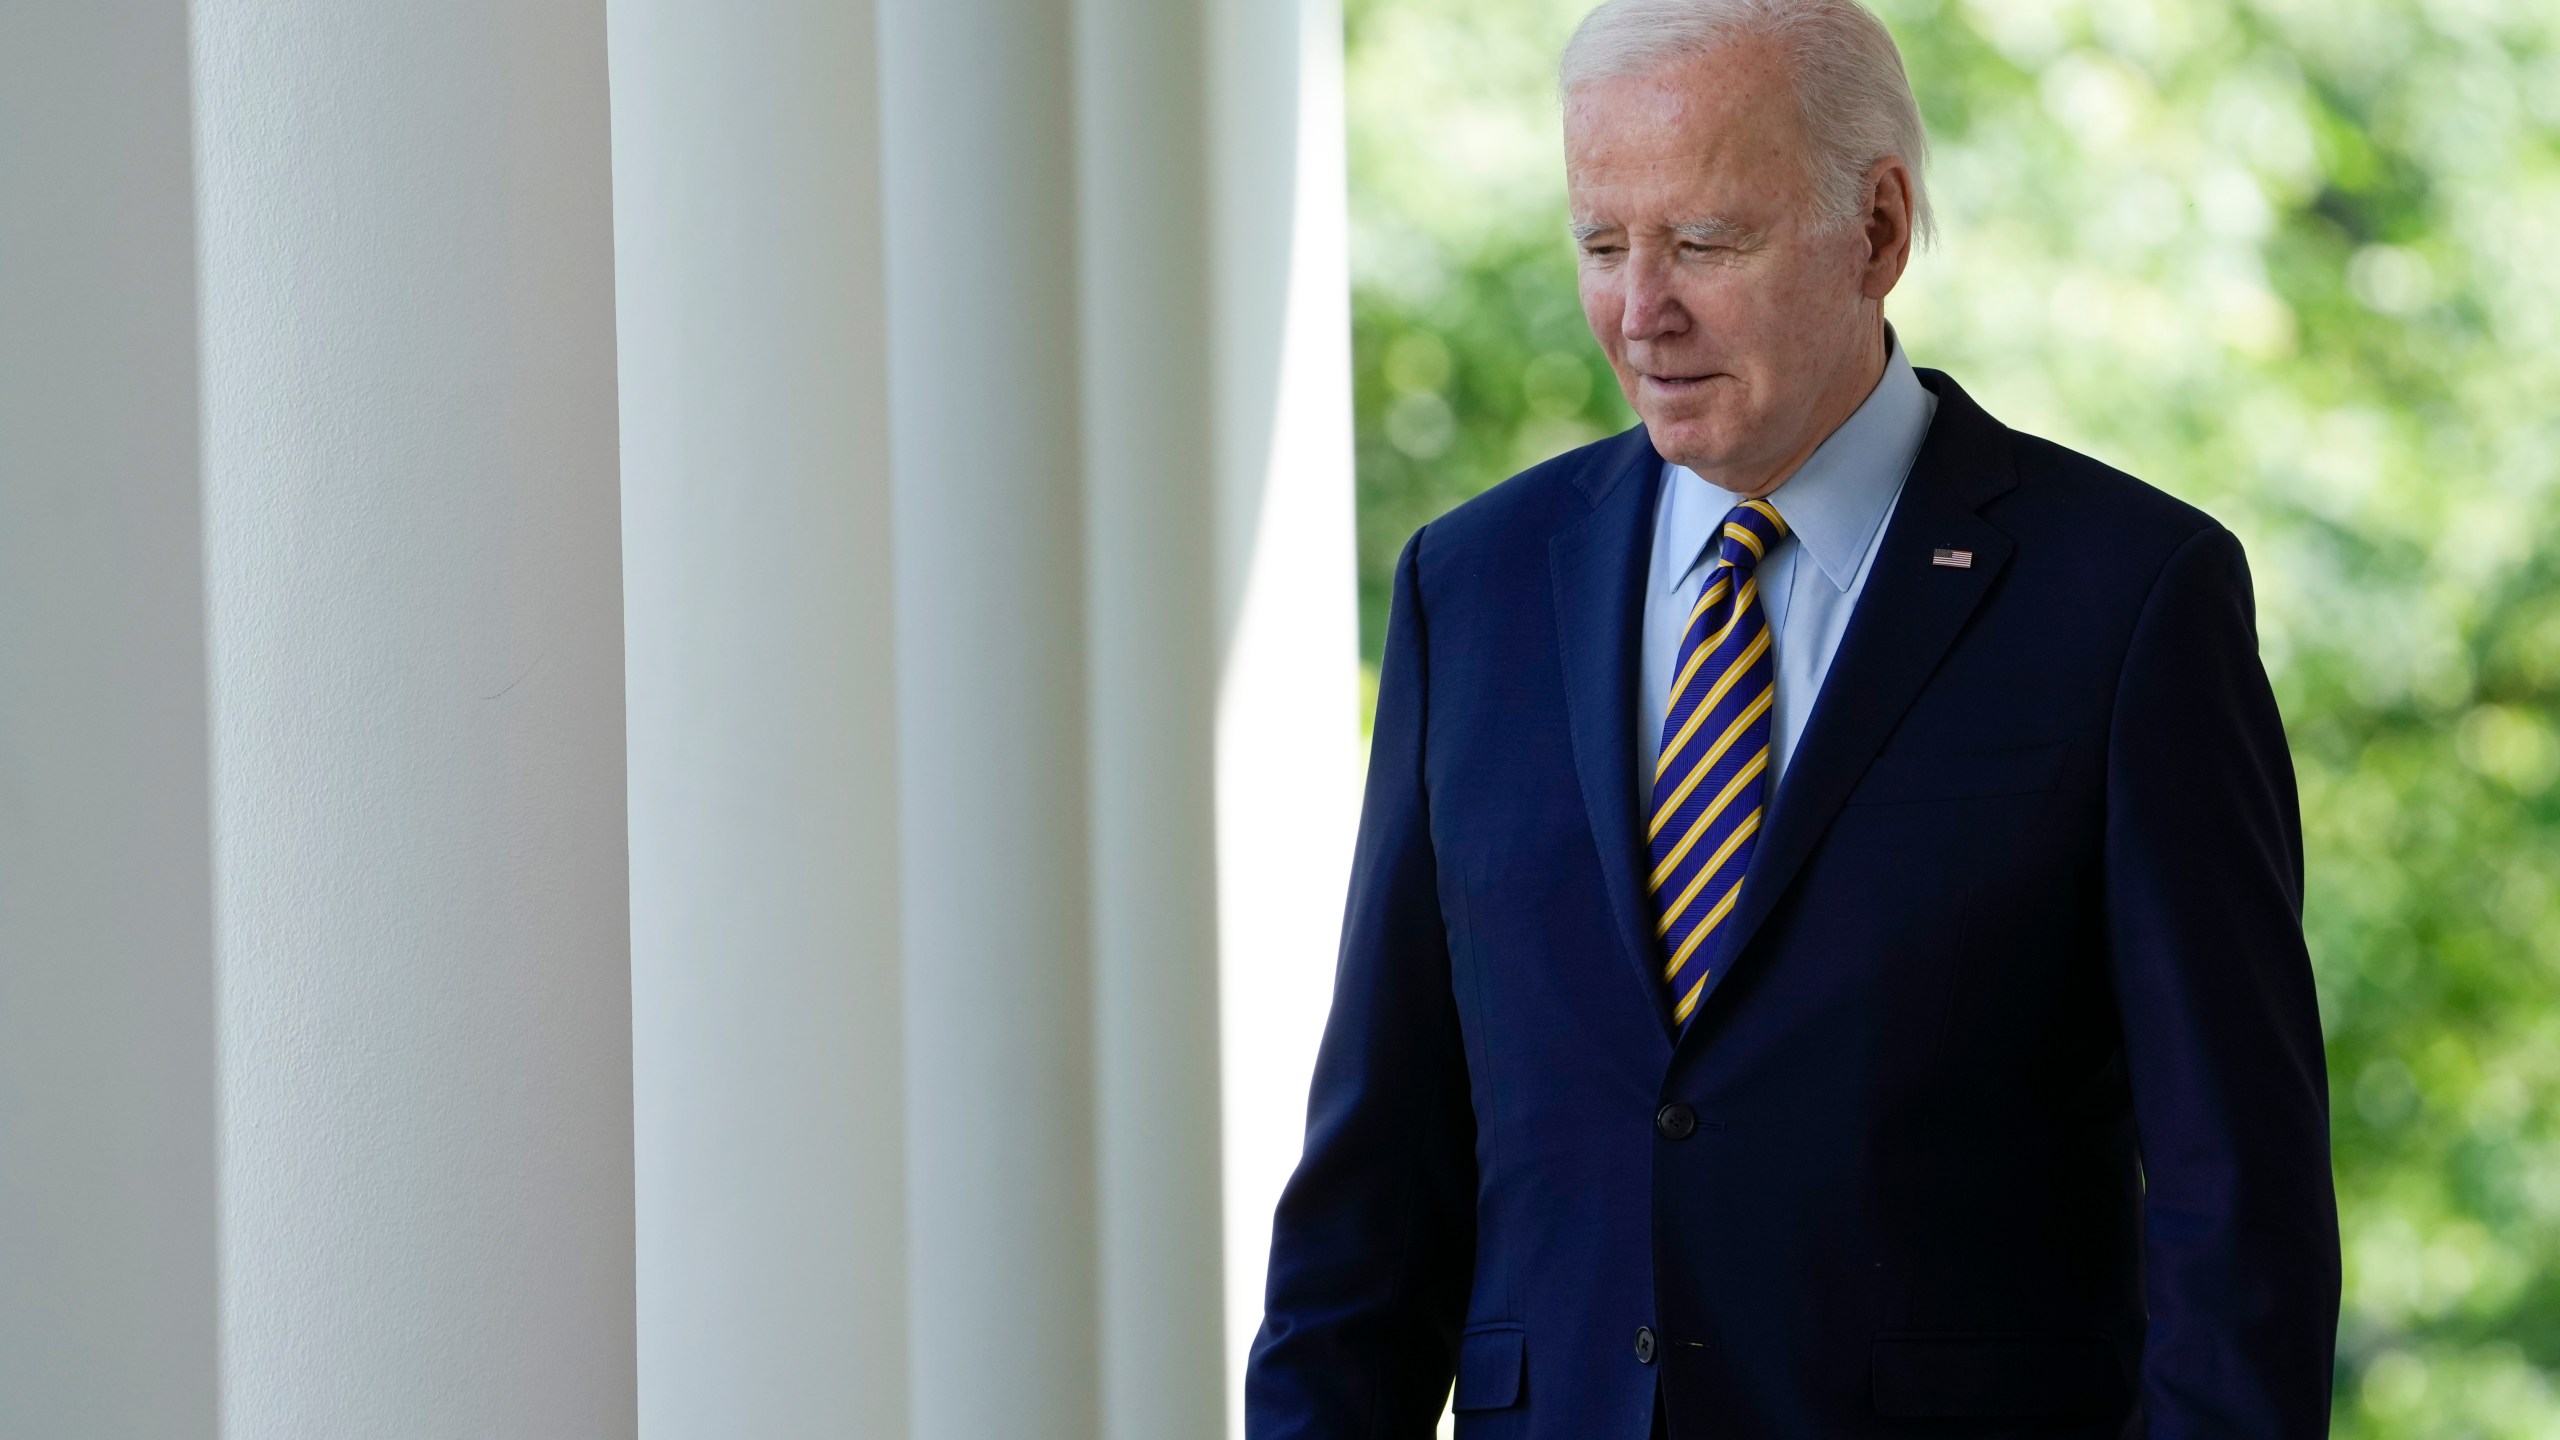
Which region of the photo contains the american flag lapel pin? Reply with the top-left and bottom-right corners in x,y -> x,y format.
1931,547 -> 1974,569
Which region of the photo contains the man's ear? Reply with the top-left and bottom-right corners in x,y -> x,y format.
1860,158 -> 1915,300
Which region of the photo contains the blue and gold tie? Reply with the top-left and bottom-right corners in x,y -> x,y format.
1650,497 -> 1787,1029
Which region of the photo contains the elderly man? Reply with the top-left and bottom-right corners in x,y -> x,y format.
1245,0 -> 2340,1436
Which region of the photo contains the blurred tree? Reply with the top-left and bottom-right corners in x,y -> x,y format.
1346,0 -> 2560,1431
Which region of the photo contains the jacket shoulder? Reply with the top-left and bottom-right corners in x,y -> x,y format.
1409,426 -> 1648,583
1992,427 -> 2229,579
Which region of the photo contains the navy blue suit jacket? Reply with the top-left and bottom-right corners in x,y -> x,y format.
1246,371 -> 2339,1438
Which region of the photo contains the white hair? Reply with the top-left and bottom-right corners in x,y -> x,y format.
1560,0 -> 1936,245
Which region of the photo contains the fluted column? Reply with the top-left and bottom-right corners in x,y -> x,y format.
609,0 -> 911,1435
0,3 -> 218,1435
1210,0 -> 1367,1428
9,1 -> 1354,1435
1075,0 -> 1231,1436
409,0 -> 1343,1433
879,3 -> 1104,1437
192,1 -> 636,1433
877,0 -> 1359,1433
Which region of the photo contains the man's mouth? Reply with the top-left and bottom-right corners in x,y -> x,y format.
1643,371 -> 1716,392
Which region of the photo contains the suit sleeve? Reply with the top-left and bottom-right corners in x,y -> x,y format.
1244,529 -> 1479,1439
2103,525 -> 2340,1438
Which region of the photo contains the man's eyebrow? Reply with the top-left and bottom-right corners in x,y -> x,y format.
1567,218 -> 1760,246
1671,217 -> 1756,245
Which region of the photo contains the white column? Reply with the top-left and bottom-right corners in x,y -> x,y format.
1211,0 -> 1368,1430
608,0 -> 911,1434
608,3 -> 1351,1434
192,1 -> 636,1433
1074,1 -> 1230,1437
878,3 -> 1103,1438
0,4 -> 218,1436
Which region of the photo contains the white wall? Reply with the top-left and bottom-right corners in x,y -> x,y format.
193,1 -> 637,1432
610,0 -> 912,1434
0,3 -> 219,1435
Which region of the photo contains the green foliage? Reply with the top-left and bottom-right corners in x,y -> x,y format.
1346,0 -> 2560,1430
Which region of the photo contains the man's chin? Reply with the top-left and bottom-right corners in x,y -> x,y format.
1639,415 -> 1746,475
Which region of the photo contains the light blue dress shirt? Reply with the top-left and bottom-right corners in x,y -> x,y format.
1638,336 -> 1939,800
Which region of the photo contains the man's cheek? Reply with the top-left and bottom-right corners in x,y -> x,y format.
1579,286 -> 1618,339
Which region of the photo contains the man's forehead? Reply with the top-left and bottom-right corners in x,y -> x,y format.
1562,41 -> 1804,167
1564,129 -> 1772,219
1564,64 -> 1809,226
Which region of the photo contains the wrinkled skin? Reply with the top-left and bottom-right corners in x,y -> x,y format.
1565,36 -> 1917,498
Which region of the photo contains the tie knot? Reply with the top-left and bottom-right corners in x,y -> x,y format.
1718,499 -> 1788,573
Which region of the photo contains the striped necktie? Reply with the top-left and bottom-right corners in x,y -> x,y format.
1649,497 -> 1787,1029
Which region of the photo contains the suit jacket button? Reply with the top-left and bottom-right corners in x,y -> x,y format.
1634,1326 -> 1657,1364
1655,1103 -> 1697,1140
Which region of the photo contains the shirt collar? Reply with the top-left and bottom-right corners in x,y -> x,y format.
1665,330 -> 1936,594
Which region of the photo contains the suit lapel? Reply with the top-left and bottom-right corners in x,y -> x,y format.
1682,372 -> 2022,1030
1550,430 -> 1678,1045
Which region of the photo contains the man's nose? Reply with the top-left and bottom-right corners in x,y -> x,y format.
1619,253 -> 1685,342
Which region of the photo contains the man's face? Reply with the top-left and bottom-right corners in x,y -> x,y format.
1565,40 -> 1889,493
